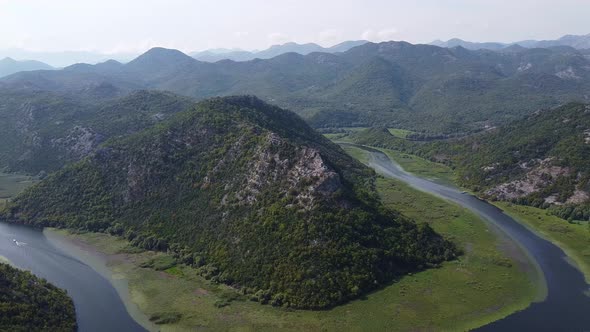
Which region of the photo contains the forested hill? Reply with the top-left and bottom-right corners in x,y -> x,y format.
0,89 -> 193,174
350,103 -> 590,221
2,41 -> 590,132
1,96 -> 457,309
0,263 -> 76,331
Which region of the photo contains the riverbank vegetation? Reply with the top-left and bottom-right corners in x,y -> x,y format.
53,146 -> 539,330
494,202 -> 590,283
0,263 -> 77,331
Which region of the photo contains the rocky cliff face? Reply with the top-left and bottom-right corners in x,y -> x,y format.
234,133 -> 343,210
484,157 -> 589,207
485,158 -> 572,200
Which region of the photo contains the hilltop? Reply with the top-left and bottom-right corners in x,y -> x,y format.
1,96 -> 457,309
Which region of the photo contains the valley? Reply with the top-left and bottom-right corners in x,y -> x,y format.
1,4 -> 589,329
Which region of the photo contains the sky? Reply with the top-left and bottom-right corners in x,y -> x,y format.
1,0 -> 589,55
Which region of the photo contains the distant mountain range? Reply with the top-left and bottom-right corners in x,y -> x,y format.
0,57 -> 53,78
0,41 -> 368,69
2,40 -> 590,133
0,49 -> 138,68
431,33 -> 590,50
190,40 -> 369,62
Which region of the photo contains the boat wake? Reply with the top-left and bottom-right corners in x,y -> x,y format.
12,239 -> 27,247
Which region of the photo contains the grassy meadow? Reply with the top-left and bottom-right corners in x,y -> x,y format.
342,141 -> 590,286
387,128 -> 414,139
0,172 -> 36,207
494,202 -> 590,283
380,148 -> 456,184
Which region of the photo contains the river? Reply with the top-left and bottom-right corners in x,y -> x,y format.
1,145 -> 589,330
0,222 -> 146,332
346,144 -> 590,330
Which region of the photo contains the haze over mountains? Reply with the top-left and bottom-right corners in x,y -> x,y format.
3,33 -> 588,71
0,41 -> 369,71
0,49 -> 137,68
2,39 -> 590,133
431,33 -> 590,51
0,57 -> 53,78
190,40 -> 369,62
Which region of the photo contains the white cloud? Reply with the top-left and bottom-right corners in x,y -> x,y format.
377,28 -> 399,41
318,29 -> 342,46
268,32 -> 290,45
362,27 -> 399,42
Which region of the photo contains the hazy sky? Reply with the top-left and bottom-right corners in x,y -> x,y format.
1,0 -> 589,54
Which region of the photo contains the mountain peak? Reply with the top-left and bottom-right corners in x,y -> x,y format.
125,47 -> 196,72
139,47 -> 192,59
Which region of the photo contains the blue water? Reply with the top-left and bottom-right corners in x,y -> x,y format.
0,222 -> 145,332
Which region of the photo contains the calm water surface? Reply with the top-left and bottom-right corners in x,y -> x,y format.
0,222 -> 146,332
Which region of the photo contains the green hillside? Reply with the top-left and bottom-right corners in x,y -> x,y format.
0,263 -> 76,331
1,96 -> 457,309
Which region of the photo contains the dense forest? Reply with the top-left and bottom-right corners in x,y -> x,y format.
0,263 -> 76,331
349,103 -> 590,221
1,96 -> 458,309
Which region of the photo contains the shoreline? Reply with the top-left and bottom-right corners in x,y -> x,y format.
343,143 -> 546,300
370,144 -> 589,286
492,202 -> 590,284
44,228 -> 537,331
44,228 -> 158,332
30,144 -> 558,330
38,190 -> 541,330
